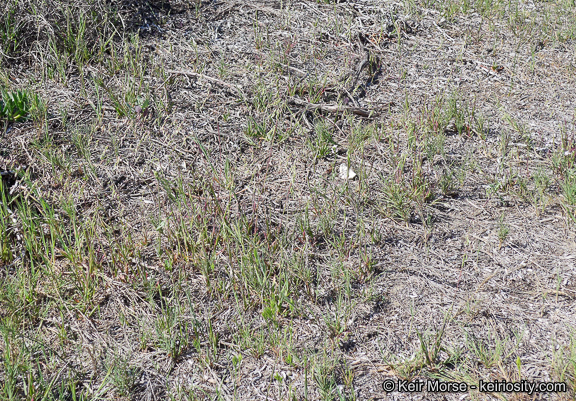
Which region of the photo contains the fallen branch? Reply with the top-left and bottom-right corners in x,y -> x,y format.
236,1 -> 283,16
288,97 -> 372,117
276,62 -> 308,78
165,68 -> 247,99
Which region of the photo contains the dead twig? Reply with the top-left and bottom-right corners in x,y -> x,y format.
165,68 -> 247,99
149,138 -> 198,160
288,97 -> 373,117
277,62 -> 308,78
238,1 -> 283,16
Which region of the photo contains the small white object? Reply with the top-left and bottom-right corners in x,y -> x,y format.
339,164 -> 357,180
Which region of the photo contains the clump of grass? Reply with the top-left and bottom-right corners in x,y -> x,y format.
552,332 -> 576,397
0,1 -> 23,58
0,177 -> 14,264
0,88 -> 32,123
245,116 -> 270,140
379,154 -> 435,222
308,119 -> 337,158
438,168 -> 459,197
381,177 -> 415,222
560,168 -> 576,223
497,213 -> 509,246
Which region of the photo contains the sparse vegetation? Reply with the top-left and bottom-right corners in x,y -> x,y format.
1,0 -> 576,399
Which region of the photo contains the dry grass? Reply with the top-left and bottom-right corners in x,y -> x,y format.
1,0 -> 576,400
